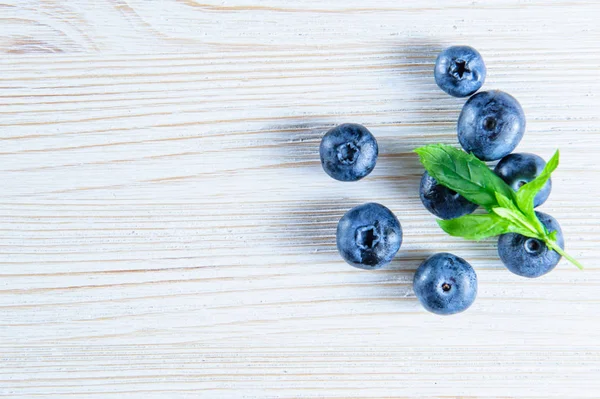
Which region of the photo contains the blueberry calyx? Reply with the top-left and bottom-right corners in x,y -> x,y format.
494,153 -> 551,207
498,211 -> 564,277
434,46 -> 486,97
336,203 -> 402,270
524,238 -> 544,255
320,123 -> 378,181
337,141 -> 359,164
457,90 -> 525,161
413,252 -> 478,315
356,224 -> 381,250
447,189 -> 460,199
483,116 -> 497,131
449,59 -> 469,80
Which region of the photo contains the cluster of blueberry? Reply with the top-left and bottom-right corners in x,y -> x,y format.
319,46 -> 565,315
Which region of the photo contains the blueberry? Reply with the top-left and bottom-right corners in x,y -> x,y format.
336,203 -> 402,270
419,172 -> 478,220
320,123 -> 378,181
494,153 -> 552,208
498,211 -> 564,278
434,45 -> 486,97
413,253 -> 477,315
457,90 -> 526,161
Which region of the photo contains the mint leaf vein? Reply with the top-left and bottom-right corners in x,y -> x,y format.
415,144 -> 583,270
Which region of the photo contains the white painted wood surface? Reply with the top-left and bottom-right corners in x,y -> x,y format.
2,1 -> 600,397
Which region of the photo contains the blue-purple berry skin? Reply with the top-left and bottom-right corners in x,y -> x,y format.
320,124 -> 378,182
498,212 -> 564,278
420,172 -> 478,220
434,45 -> 486,97
413,253 -> 478,315
494,153 -> 552,208
458,90 -> 526,161
336,203 -> 402,270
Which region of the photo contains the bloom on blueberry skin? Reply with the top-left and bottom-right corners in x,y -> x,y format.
494,153 -> 552,208
319,123 -> 378,182
413,253 -> 478,315
434,45 -> 486,97
336,203 -> 402,270
420,172 -> 478,220
498,211 -> 564,278
457,90 -> 526,161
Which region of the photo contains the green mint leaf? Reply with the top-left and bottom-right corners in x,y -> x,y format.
416,143 -> 584,270
495,192 -> 518,211
516,150 -> 559,218
438,213 -> 521,240
491,207 -> 543,236
415,144 -> 515,210
495,192 -> 546,236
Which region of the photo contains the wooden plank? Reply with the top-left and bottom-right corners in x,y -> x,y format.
1,1 -> 600,398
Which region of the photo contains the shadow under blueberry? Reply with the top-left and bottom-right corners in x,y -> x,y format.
272,196 -> 424,301
260,39 -> 480,305
376,139 -> 423,201
275,199 -> 344,255
264,121 -> 336,165
389,40 -> 466,145
260,121 -> 432,305
367,40 -> 451,206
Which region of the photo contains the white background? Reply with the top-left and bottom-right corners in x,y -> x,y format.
1,1 -> 600,397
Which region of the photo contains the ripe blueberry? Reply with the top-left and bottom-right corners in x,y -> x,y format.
320,123 -> 378,181
498,211 -> 564,278
494,153 -> 552,208
419,171 -> 478,220
336,203 -> 402,270
457,90 -> 526,161
434,45 -> 486,97
413,253 -> 477,315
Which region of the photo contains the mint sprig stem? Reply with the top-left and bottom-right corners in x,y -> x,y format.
545,241 -> 584,270
414,144 -> 583,270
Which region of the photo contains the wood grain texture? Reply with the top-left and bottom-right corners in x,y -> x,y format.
2,1 -> 600,398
